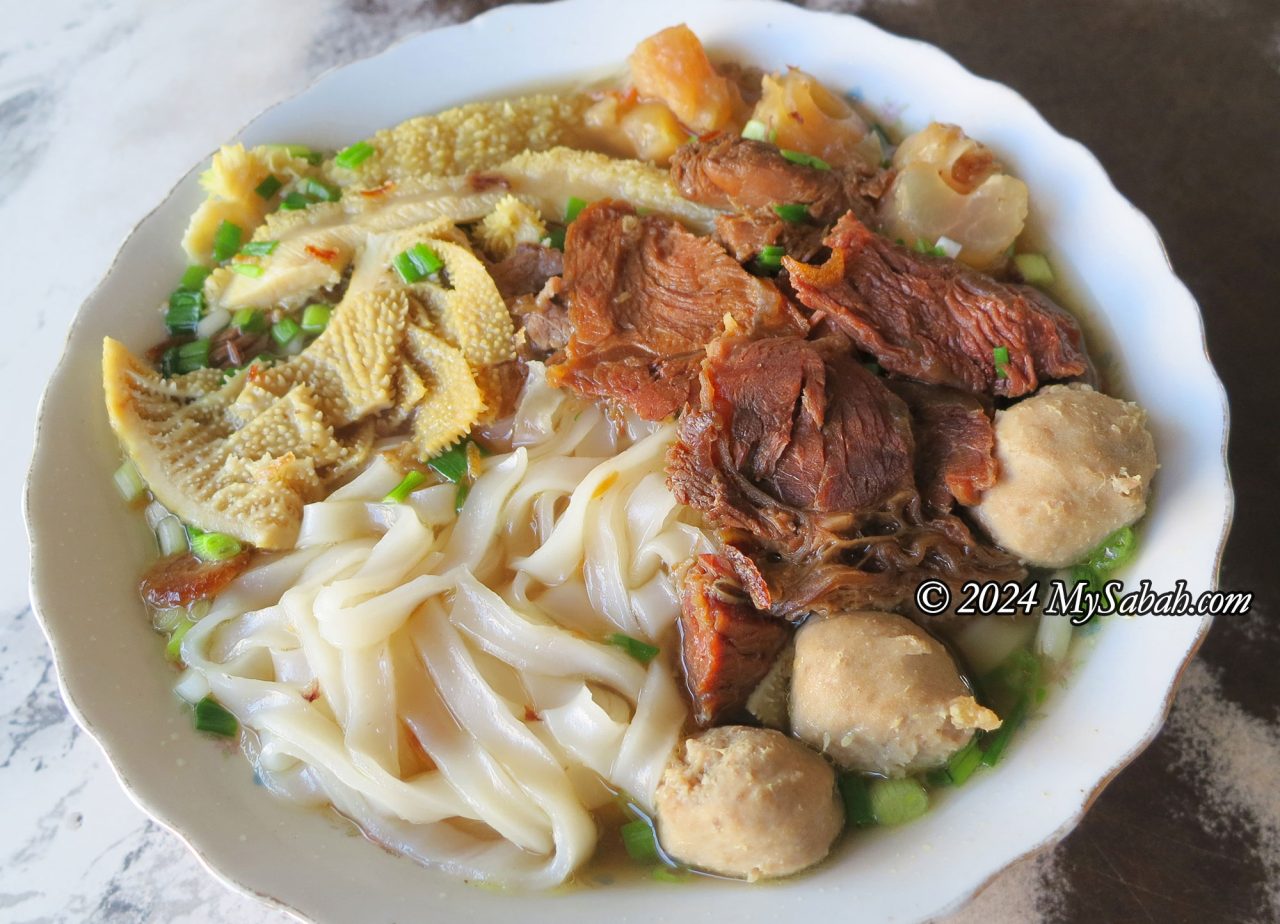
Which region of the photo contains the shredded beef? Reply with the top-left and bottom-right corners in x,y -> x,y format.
667,333 -> 915,549
677,553 -> 792,726
888,379 -> 997,513
786,213 -> 1091,397
550,200 -> 786,420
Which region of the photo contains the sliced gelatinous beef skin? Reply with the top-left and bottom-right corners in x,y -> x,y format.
140,550 -> 253,609
888,379 -> 997,513
786,213 -> 1091,397
678,553 -> 792,726
667,333 -> 915,547
551,200 -> 783,420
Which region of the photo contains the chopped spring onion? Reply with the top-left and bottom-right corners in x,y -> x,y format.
779,148 -> 831,170
241,240 -> 279,256
174,338 -> 211,374
868,778 -> 929,826
267,144 -> 323,165
913,238 -> 947,257
740,119 -> 769,141
454,482 -> 470,512
1035,610 -> 1074,664
271,317 -> 302,347
230,262 -> 264,278
772,203 -> 810,224
1084,526 -> 1137,574
1071,563 -> 1104,596
301,303 -> 331,335
651,865 -> 687,883
620,819 -> 660,862
254,174 -> 283,199
753,244 -> 786,273
164,288 -> 204,335
113,459 -> 146,502
565,196 -> 588,223
212,220 -> 243,261
981,694 -> 1029,767
427,441 -> 469,483
383,470 -> 426,504
838,773 -> 876,826
1013,252 -> 1054,286
334,140 -> 375,169
191,531 -> 243,562
195,307 -> 231,340
545,227 -> 567,251
194,696 -> 240,737
393,243 -> 445,284
606,633 -> 660,664
931,738 -> 984,787
165,616 -> 194,662
993,345 -> 1011,379
232,307 -> 266,333
279,191 -> 312,210
935,236 -> 963,259
152,606 -> 188,633
180,265 -> 211,290
296,177 -> 341,202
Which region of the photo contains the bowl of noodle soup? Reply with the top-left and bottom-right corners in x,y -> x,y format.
26,0 -> 1230,921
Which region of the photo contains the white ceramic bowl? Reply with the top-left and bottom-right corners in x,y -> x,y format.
25,1 -> 1231,921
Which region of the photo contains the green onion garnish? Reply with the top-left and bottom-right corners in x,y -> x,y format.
838,773 -> 876,826
606,633 -> 659,664
194,696 -> 239,737
334,140 -> 375,170
393,243 -> 445,284
741,119 -> 769,141
753,244 -> 786,274
241,240 -> 279,256
383,470 -> 426,503
981,695 -> 1029,767
1071,563 -> 1104,596
929,738 -> 984,787
427,441 -> 468,483
454,482 -> 470,512
913,238 -> 947,257
212,220 -> 243,261
779,148 -> 831,170
180,265 -> 211,290
230,263 -> 264,278
993,345 -> 1011,379
113,459 -> 147,503
165,616 -> 194,662
546,227 -> 567,251
268,144 -> 323,165
174,339 -> 211,374
190,531 -> 243,562
279,191 -> 312,210
565,196 -> 588,223
301,303 -> 331,335
254,174 -> 283,199
232,308 -> 266,333
164,288 -> 204,334
868,778 -> 929,826
296,177 -> 341,202
772,203 -> 810,224
651,866 -> 687,883
1013,253 -> 1054,286
271,317 -> 302,347
1084,526 -> 1137,574
620,819 -> 660,862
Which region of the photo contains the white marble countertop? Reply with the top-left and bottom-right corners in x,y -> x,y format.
5,2 -> 1271,922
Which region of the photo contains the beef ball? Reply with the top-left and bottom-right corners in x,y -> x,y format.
973,383 -> 1157,568
654,726 -> 843,880
790,611 -> 999,777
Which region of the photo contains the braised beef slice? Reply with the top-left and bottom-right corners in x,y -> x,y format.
786,213 -> 1091,397
667,334 -> 915,547
678,553 -> 792,726
888,379 -> 997,513
488,243 -> 564,301
550,200 -> 785,420
714,211 -> 828,264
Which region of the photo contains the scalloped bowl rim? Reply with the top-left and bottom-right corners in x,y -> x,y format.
24,2 -> 1232,922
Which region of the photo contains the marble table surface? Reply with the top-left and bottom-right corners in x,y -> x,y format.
4,1 -> 1277,922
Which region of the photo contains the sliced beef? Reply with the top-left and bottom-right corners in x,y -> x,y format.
509,274 -> 571,359
140,551 -> 253,608
714,210 -> 828,264
786,213 -> 1091,397
488,243 -> 563,301
677,553 -> 792,726
668,333 -> 916,548
888,379 -> 997,513
550,200 -> 786,420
